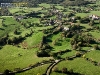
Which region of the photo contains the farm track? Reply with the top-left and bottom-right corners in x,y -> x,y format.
45,59 -> 62,75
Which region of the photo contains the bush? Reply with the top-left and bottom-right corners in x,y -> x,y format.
40,44 -> 51,50
80,17 -> 90,23
0,46 -> 3,49
93,44 -> 99,50
4,69 -> 10,75
72,44 -> 78,50
69,69 -> 73,74
52,40 -> 62,46
75,52 -> 82,57
14,29 -> 21,35
52,66 -> 59,72
89,20 -> 94,26
37,50 -> 50,57
62,67 -> 67,73
14,68 -> 22,72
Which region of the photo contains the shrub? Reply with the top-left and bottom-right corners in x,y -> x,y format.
14,29 -> 21,35
40,44 -> 51,50
69,69 -> 73,74
37,50 -> 50,57
72,44 -> 78,50
80,17 -> 90,23
89,20 -> 94,26
52,66 -> 59,72
14,68 -> 22,72
98,62 -> 100,66
93,44 -> 99,50
75,52 -> 82,57
4,69 -> 10,75
52,40 -> 61,46
62,67 -> 67,73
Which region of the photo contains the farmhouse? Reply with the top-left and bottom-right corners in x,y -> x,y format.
89,14 -> 100,20
15,15 -> 26,21
63,27 -> 69,31
0,2 -> 28,7
1,3 -> 11,7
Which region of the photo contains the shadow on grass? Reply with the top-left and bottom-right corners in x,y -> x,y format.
56,70 -> 84,75
46,38 -> 52,42
0,28 -> 5,30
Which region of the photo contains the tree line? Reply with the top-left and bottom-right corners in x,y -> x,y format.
0,0 -> 92,7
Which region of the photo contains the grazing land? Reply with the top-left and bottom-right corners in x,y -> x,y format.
0,0 -> 100,75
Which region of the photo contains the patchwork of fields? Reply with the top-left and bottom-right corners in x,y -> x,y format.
0,1 -> 100,75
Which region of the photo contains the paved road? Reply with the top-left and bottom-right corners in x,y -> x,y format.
46,59 -> 62,75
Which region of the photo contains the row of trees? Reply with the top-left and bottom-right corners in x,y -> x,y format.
0,7 -> 12,16
0,28 -> 33,47
37,26 -> 63,57
0,0 -> 64,7
52,66 -> 83,75
70,33 -> 96,50
62,0 -> 91,6
0,0 -> 93,7
37,36 -> 51,57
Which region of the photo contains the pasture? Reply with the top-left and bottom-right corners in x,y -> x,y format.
0,19 -> 2,27
0,2 -> 100,75
0,45 -> 52,72
54,58 -> 100,75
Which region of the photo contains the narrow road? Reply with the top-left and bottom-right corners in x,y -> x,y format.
46,59 -> 62,75
45,52 -> 86,75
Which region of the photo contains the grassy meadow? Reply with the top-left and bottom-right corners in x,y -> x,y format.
54,58 -> 100,75
0,45 -> 53,73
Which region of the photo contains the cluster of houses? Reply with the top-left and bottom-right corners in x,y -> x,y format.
89,14 -> 100,20
0,2 -> 28,7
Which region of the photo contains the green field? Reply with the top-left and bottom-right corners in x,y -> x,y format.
90,11 -> 100,16
0,1 -> 100,75
9,7 -> 42,15
86,50 -> 100,62
76,13 -> 89,18
0,19 -> 2,27
21,18 -> 40,23
16,64 -> 50,75
39,3 -> 51,8
0,17 -> 21,38
0,45 -> 52,72
55,58 -> 100,75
